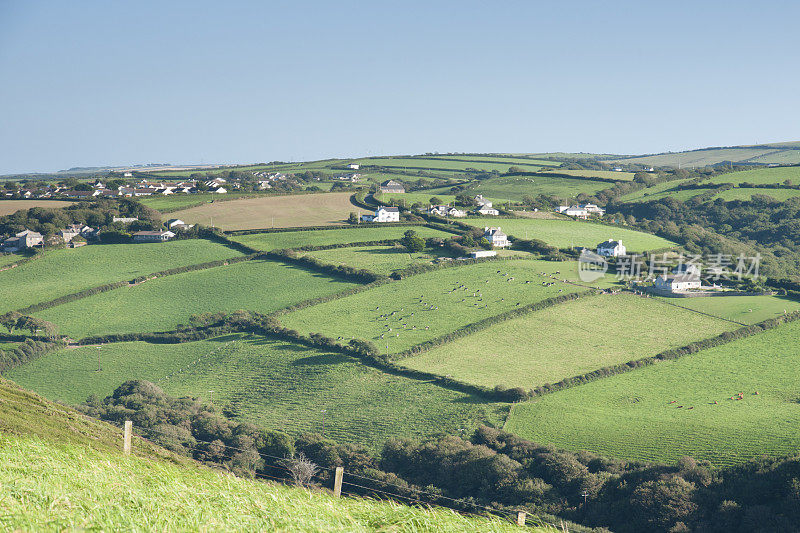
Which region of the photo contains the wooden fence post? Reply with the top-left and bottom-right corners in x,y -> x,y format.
333,466 -> 344,497
123,420 -> 132,455
516,510 -> 526,526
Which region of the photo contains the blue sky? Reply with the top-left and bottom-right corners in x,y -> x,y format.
0,0 -> 798,174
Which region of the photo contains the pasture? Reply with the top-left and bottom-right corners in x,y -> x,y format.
0,240 -> 242,313
230,225 -> 455,251
401,293 -> 736,390
302,245 -> 530,276
8,335 -> 506,449
463,217 -> 676,252
138,192 -> 257,211
353,157 -> 547,173
430,155 -> 562,167
469,175 -> 612,201
610,147 -> 790,168
279,259 -> 591,355
706,165 -> 800,186
504,319 -> 800,466
657,295 -> 800,325
553,169 -> 635,181
167,192 -> 368,230
35,259 -> 359,339
0,200 -> 75,216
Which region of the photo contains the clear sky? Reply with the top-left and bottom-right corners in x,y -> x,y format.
1,0 -> 798,174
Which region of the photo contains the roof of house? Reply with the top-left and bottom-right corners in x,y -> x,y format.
16,230 -> 42,237
484,227 -> 506,236
377,206 -> 399,212
381,180 -> 403,186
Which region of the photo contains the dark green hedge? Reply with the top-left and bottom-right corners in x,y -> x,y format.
265,249 -> 385,283
0,338 -> 64,374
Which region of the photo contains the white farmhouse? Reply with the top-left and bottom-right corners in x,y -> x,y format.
362,206 -> 400,223
348,163 -> 360,170
132,230 -> 175,243
474,195 -> 492,208
484,227 -> 511,248
475,205 -> 499,216
654,274 -> 702,293
596,239 -> 626,257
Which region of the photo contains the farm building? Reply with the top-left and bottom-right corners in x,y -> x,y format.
484,227 -> 511,248
475,205 -> 499,216
474,195 -> 492,207
596,239 -> 626,257
468,250 -> 497,259
380,180 -> 405,194
58,224 -> 88,243
558,205 -> 589,219
113,217 -> 138,224
348,163 -> 360,170
654,274 -> 702,293
2,229 -> 43,251
132,230 -> 176,243
362,206 -> 400,223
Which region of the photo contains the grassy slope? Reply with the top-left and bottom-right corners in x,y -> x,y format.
610,147 -> 785,167
401,293 -> 736,390
0,377 -> 186,463
713,188 -> 800,202
616,179 -> 694,202
9,334 -> 507,449
463,217 -> 676,252
654,295 -> 800,325
352,157 -> 549,173
0,240 -> 243,313
280,260 -> 594,355
504,319 -> 800,466
553,169 -> 635,180
706,166 -> 800,185
303,246 -> 530,276
470,175 -> 611,201
1,434 -> 543,532
230,225 -> 455,251
36,259 -> 359,339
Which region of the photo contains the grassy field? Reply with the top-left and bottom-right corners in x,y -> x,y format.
504,319 -> 800,466
303,245 -> 530,275
168,192 -> 369,230
656,295 -> 800,325
9,334 -> 507,449
138,191 -> 261,211
429,155 -> 562,167
280,260 -> 594,355
469,175 -> 612,201
713,187 -> 800,202
0,199 -> 74,215
462,217 -> 676,252
36,259 -> 359,339
0,240 -> 242,313
610,147 -> 788,168
553,169 -> 635,181
401,293 -> 736,390
0,254 -> 22,267
353,157 -> 548,173
706,165 -> 800,185
230,225 -> 455,251
1,434 -> 543,532
616,179 -> 694,202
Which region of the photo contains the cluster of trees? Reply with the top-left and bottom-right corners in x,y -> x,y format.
83,381 -> 800,532
0,312 -> 58,340
0,199 -> 162,244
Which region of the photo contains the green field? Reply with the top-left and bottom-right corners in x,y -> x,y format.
430,155 -> 562,167
616,179 -> 694,202
504,319 -> 800,466
0,240 -> 242,313
0,254 -> 22,268
303,245 -> 530,276
1,433 -> 538,532
712,187 -> 800,202
401,293 -> 736,390
554,169 -> 635,181
353,157 -> 548,173
230,225 -> 455,251
462,217 -> 676,252
469,175 -> 612,201
36,259 -> 359,339
656,295 -> 800,325
707,165 -> 800,185
610,147 -> 791,168
138,192 -> 259,211
9,335 -> 506,449
280,260 -> 592,355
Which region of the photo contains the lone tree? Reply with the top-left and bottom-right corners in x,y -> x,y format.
278,452 -> 319,488
400,230 -> 425,253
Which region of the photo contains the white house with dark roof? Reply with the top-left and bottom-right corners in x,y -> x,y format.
362,206 -> 400,223
484,227 -> 511,248
475,205 -> 499,216
596,239 -> 626,257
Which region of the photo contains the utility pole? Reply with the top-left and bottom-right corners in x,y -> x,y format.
581,491 -> 589,505
209,390 -> 214,405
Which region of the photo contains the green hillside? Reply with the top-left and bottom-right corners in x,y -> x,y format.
610,142 -> 800,168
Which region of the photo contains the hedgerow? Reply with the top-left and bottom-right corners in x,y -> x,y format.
0,338 -> 64,374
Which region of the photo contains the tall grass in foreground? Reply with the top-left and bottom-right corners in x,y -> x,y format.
0,433 -> 555,532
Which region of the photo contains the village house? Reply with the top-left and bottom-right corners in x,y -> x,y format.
361,206 -> 400,223
2,230 -> 43,251
58,224 -> 86,243
475,205 -> 499,216
654,273 -> 702,293
474,195 -> 492,207
558,204 -> 605,219
167,219 -> 195,231
428,205 -> 466,218
379,180 -> 405,194
484,227 -> 511,248
596,239 -> 626,257
113,217 -> 138,224
132,230 -> 175,243
348,163 -> 360,170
